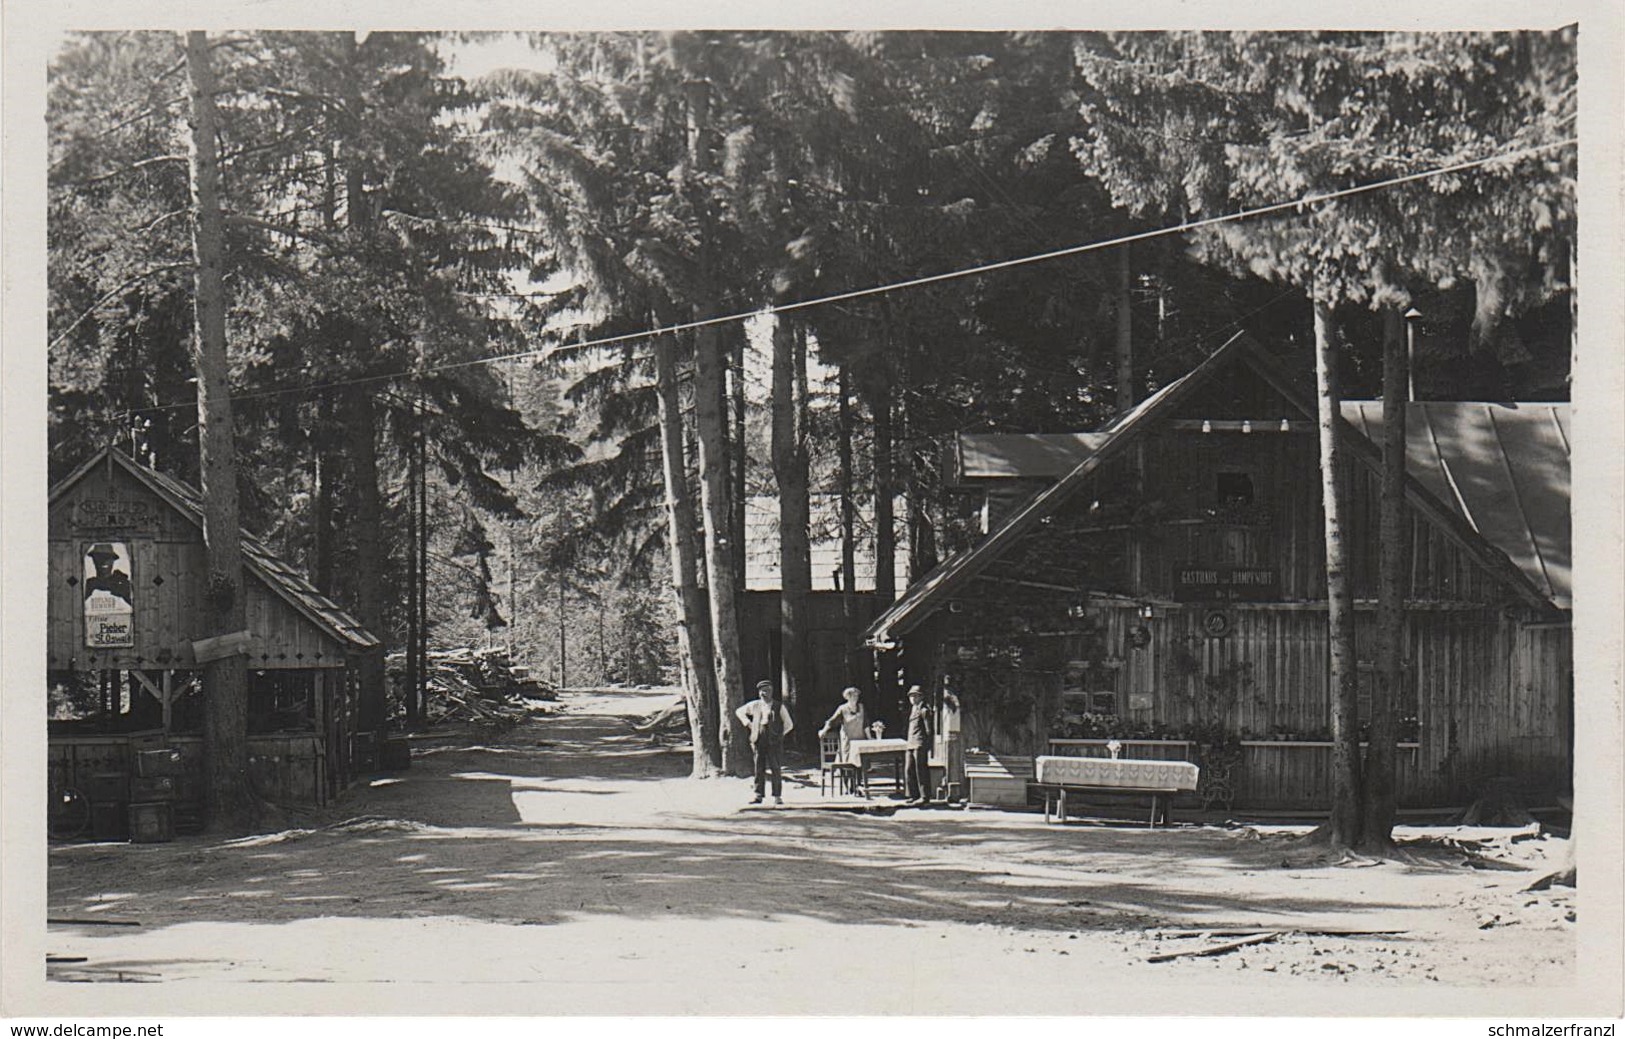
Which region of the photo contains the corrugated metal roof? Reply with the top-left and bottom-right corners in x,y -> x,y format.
864,335 -> 1562,645
51,450 -> 380,650
863,332 -> 1254,645
958,404 -> 1570,609
955,432 -> 1111,482
1343,401 -> 1571,609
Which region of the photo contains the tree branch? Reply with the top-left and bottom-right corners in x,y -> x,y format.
55,154 -> 189,188
48,262 -> 192,351
223,212 -> 339,249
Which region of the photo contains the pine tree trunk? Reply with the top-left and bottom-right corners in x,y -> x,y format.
684,77 -> 748,775
405,409 -> 420,726
696,325 -> 749,775
1360,303 -> 1408,850
837,363 -> 857,679
184,30 -> 254,834
838,365 -> 857,599
1116,244 -> 1134,413
730,324 -> 748,597
348,390 -> 387,733
868,367 -> 898,709
311,406 -> 336,595
656,329 -> 721,775
342,31 -> 387,737
871,372 -> 896,607
1315,296 -> 1362,848
772,317 -> 812,739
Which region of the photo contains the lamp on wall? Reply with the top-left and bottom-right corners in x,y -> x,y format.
1138,603 -> 1155,620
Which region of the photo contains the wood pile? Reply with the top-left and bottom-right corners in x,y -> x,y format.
387,647 -> 555,729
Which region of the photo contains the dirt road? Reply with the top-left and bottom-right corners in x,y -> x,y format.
43,687 -> 1578,1014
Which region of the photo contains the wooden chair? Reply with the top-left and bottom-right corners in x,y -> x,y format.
820,735 -> 857,796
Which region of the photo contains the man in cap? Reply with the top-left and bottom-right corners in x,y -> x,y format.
736,679 -> 795,805
83,543 -> 133,606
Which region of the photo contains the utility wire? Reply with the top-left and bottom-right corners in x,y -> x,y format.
107,136 -> 1575,420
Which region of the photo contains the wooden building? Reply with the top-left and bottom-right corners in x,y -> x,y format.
739,495 -> 889,742
48,449 -> 379,830
863,334 -> 1571,812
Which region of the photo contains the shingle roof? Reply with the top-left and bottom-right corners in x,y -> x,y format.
50,450 -> 380,650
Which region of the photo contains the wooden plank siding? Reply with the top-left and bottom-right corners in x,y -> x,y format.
49,733 -> 329,805
938,601 -> 1569,810
48,458 -> 350,671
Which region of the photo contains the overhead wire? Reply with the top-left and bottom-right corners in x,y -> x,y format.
102,135 -> 1574,422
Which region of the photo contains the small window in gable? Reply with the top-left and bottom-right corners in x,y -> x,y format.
1216,471 -> 1254,506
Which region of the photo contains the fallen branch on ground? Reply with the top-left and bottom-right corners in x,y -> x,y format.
1148,932 -> 1280,963
1155,926 -> 1406,939
1523,866 -> 1576,892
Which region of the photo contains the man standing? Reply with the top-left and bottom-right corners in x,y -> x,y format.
904,684 -> 933,805
737,680 -> 795,806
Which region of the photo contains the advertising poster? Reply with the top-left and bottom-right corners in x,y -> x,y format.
82,541 -> 134,648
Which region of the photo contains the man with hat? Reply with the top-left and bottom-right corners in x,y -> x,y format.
84,543 -> 133,606
736,679 -> 795,805
904,684 -> 934,805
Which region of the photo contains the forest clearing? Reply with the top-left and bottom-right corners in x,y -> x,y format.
23,25 -> 1621,1024
44,688 -> 1576,1013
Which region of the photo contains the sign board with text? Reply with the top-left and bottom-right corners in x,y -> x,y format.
83,541 -> 135,647
1173,565 -> 1280,602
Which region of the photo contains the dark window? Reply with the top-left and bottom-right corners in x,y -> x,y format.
1216,471 -> 1254,506
248,671 -> 317,733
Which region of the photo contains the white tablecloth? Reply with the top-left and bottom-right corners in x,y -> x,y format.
1035,756 -> 1199,791
845,738 -> 910,766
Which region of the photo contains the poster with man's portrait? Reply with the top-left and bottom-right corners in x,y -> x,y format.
82,541 -> 133,648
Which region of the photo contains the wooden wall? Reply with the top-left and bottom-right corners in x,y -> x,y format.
49,460 -> 350,671
739,590 -> 882,740
937,601 -> 1570,809
49,732 -> 330,806
989,427 -> 1512,609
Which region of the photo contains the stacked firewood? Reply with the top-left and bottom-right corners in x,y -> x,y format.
387,647 -> 556,728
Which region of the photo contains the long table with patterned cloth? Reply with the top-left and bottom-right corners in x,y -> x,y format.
1033,756 -> 1200,827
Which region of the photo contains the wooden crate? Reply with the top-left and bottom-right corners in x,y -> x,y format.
966,753 -> 1035,807
130,775 -> 178,802
128,802 -> 174,843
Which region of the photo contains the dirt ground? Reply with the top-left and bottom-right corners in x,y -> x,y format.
43,687 -> 1579,1014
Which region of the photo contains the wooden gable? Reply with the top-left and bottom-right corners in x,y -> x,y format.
48,451 -> 374,671
866,334 -> 1552,646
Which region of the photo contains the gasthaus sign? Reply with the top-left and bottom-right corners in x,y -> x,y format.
83,541 -> 135,647
1173,565 -> 1279,602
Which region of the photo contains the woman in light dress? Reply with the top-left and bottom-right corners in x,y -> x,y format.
819,686 -> 869,759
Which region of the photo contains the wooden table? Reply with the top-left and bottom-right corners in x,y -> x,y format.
1033,756 -> 1200,828
845,738 -> 909,798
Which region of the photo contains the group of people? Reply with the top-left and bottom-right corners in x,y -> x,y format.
737,680 -> 935,807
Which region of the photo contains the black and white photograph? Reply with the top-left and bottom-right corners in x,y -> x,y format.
3,3 -> 1622,1031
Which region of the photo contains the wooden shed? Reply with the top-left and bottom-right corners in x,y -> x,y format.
48,449 -> 379,832
864,334 -> 1572,813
